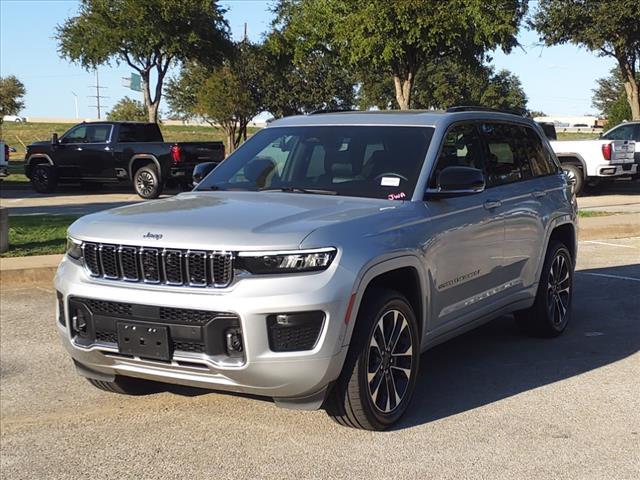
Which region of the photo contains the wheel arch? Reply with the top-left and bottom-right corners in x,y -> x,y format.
25,154 -> 54,177
556,153 -> 587,178
345,255 -> 427,347
535,217 -> 577,285
128,154 -> 161,180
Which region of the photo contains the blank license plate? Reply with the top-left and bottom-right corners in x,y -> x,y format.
117,322 -> 171,361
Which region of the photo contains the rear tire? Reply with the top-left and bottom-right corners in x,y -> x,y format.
30,164 -> 58,193
325,288 -> 420,430
86,376 -> 158,395
562,163 -> 583,196
133,165 -> 163,199
515,241 -> 573,337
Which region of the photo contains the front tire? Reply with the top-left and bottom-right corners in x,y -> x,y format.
325,288 -> 420,430
515,241 -> 573,337
134,165 -> 163,199
30,164 -> 58,193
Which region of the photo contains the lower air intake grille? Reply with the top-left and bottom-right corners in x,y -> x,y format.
267,312 -> 325,352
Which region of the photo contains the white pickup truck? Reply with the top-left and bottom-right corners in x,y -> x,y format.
0,141 -> 11,178
551,121 -> 639,194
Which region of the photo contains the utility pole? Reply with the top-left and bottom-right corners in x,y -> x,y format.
243,22 -> 247,42
88,69 -> 108,119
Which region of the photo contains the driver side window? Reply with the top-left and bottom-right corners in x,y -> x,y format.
61,126 -> 87,144
430,123 -> 483,188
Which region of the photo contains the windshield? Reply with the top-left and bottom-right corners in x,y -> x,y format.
195,126 -> 434,199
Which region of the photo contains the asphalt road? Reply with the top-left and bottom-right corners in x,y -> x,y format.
1,237 -> 638,479
1,179 -> 638,216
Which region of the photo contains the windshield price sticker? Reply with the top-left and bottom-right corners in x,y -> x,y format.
381,176 -> 401,187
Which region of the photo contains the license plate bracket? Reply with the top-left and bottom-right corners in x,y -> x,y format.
117,321 -> 171,361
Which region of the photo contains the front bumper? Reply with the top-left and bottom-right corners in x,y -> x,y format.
55,256 -> 354,407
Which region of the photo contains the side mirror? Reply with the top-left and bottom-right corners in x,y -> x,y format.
51,133 -> 59,146
425,166 -> 485,199
192,162 -> 217,186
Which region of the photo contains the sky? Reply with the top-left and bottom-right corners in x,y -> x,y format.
0,0 -> 618,120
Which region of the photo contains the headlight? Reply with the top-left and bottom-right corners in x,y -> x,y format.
66,237 -> 83,261
237,247 -> 336,274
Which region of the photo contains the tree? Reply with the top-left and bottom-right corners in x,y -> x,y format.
359,58 -> 528,112
57,0 -> 231,123
284,0 -> 527,110
531,0 -> 640,120
592,68 -> 635,126
107,97 -> 148,121
166,43 -> 263,152
0,75 -> 26,126
259,2 -> 356,117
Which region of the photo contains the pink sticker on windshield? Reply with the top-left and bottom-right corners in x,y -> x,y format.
388,192 -> 406,201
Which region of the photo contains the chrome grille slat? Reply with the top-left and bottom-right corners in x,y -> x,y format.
81,243 -> 233,288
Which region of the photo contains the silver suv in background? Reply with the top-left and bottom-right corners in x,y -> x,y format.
55,108 -> 577,430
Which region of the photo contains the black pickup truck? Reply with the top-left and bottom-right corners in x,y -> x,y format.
24,121 -> 225,198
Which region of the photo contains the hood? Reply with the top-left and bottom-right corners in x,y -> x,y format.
27,140 -> 51,148
69,191 -> 394,250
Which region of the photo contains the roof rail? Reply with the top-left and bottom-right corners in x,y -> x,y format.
308,108 -> 356,115
446,105 -> 528,117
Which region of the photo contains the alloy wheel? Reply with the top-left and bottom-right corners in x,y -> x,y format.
547,253 -> 571,327
136,171 -> 155,196
366,309 -> 413,414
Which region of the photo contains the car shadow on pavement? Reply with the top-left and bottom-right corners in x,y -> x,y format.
395,263 -> 640,430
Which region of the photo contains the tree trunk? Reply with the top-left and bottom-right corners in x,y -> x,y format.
140,72 -> 158,123
393,75 -> 413,110
616,55 -> 640,120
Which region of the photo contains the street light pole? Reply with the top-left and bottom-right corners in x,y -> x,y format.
71,91 -> 79,119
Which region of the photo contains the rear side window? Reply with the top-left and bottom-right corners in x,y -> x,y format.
524,128 -> 557,177
117,123 -> 163,142
86,125 -> 111,143
602,124 -> 635,141
482,123 -> 540,187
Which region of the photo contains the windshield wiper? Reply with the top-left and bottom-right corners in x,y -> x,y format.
259,187 -> 339,196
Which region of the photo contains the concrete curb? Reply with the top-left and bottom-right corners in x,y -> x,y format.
0,254 -> 62,287
578,213 -> 640,240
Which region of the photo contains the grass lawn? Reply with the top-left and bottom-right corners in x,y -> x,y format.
577,210 -> 622,218
0,215 -> 79,258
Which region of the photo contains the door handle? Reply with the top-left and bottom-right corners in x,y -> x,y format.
484,200 -> 502,210
532,190 -> 547,198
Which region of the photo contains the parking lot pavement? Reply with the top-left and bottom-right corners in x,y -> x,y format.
1,242 -> 639,479
0,186 -> 173,216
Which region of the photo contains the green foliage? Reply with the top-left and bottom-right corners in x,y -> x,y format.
531,0 -> 640,119
359,59 -> 528,112
107,97 -> 148,122
592,68 -> 637,126
286,0 -> 527,109
0,75 -> 26,125
260,1 -> 356,117
56,0 -> 231,122
166,43 -> 263,152
1,215 -> 79,258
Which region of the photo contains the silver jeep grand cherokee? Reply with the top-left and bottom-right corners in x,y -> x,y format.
56,109 -> 577,430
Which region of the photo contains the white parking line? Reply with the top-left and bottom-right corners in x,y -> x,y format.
577,272 -> 640,282
580,240 -> 637,249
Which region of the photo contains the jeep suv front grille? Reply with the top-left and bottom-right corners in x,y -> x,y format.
82,243 -> 233,288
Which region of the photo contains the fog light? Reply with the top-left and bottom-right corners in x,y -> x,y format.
225,328 -> 243,356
